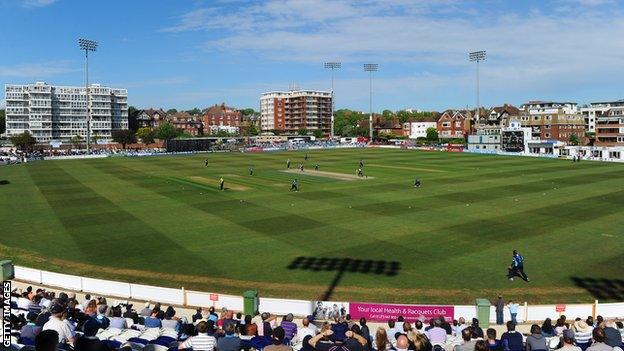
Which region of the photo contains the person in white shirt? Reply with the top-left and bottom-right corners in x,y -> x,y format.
16,292 -> 33,311
387,320 -> 401,345
42,304 -> 75,345
453,318 -> 468,337
179,321 -> 217,351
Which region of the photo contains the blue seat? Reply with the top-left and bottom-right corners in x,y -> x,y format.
128,337 -> 150,346
251,336 -> 272,351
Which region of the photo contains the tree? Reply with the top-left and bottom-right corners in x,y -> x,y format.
0,109 -> 5,135
426,127 -> 438,142
128,106 -> 139,132
155,122 -> 180,140
70,134 -> 84,149
313,129 -> 324,139
166,108 -> 178,115
241,108 -> 256,116
136,127 -> 155,144
215,130 -> 234,137
382,109 -> 394,119
185,108 -> 201,116
242,124 -> 259,136
176,131 -> 194,139
297,128 -> 309,136
10,131 -> 36,150
112,130 -> 136,149
569,134 -> 580,146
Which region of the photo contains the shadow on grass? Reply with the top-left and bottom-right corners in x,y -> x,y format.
0,180 -> 10,185
287,256 -> 401,301
571,277 -> 624,300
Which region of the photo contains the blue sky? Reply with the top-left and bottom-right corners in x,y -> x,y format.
1,0 -> 623,111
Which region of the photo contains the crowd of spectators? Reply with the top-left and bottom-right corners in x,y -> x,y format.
5,286 -> 624,351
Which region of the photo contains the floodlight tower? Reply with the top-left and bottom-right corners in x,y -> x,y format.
324,62 -> 341,139
78,38 -> 98,153
363,63 -> 378,141
469,50 -> 486,119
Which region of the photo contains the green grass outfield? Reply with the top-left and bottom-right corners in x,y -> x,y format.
1,148 -> 623,304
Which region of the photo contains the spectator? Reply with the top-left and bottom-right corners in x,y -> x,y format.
192,308 -> 204,323
586,328 -> 613,351
35,330 -> 59,351
455,328 -> 477,351
139,302 -> 151,317
17,291 -> 33,311
259,312 -> 277,337
346,314 -> 356,329
441,317 -> 452,336
207,307 -> 219,324
20,311 -> 42,342
298,318 -> 316,341
84,300 -> 97,317
425,319 -> 435,332
595,317 -> 604,328
414,320 -> 425,334
42,304 -> 75,345
403,322 -> 413,335
407,331 -> 431,351
122,304 -> 138,324
453,318 -> 468,337
525,324 -> 547,351
218,323 -> 242,351
476,340 -> 489,351
360,318 -> 372,348
500,322 -> 523,351
267,326 -> 294,351
144,308 -> 162,328
426,318 -> 447,346
495,296 -> 505,325
586,317 -> 595,328
222,310 -> 237,331
485,328 -> 501,351
94,304 -> 110,330
162,306 -> 180,330
556,318 -> 569,336
395,335 -> 409,351
472,319 -> 484,339
507,301 -> 519,326
109,306 -> 127,329
242,315 -> 258,336
332,316 -> 350,342
281,313 -> 298,342
603,321 -> 622,348
541,318 -> 556,337
557,330 -> 582,351
179,321 -> 217,351
374,327 -> 392,351
309,328 -> 367,351
74,318 -> 108,351
387,319 -> 401,344
573,320 -> 593,350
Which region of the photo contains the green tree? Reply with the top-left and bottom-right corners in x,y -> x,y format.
215,130 -> 233,137
128,106 -> 138,132
136,127 -> 155,144
426,127 -> 439,142
166,108 -> 178,115
176,131 -> 194,139
70,134 -> 84,148
241,108 -> 256,116
297,128 -> 309,136
155,122 -> 180,140
112,130 -> 137,149
0,109 -> 5,134
382,109 -> 394,119
569,134 -> 580,146
313,129 -> 324,139
242,125 -> 259,136
185,108 -> 201,116
10,131 -> 36,150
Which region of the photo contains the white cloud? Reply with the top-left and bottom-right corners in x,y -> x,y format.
0,61 -> 78,78
22,0 -> 56,8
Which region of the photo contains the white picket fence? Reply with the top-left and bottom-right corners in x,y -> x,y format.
13,266 -> 624,321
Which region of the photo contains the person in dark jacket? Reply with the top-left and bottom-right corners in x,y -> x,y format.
472,319 -> 484,339
525,325 -> 547,351
495,296 -> 505,325
500,322 -> 523,351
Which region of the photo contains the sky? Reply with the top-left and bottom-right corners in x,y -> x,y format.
1,0 -> 623,111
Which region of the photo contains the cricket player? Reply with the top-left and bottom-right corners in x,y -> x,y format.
219,177 -> 225,191
249,167 -> 254,176
357,168 -> 364,177
414,178 -> 421,188
290,179 -> 299,192
287,159 -> 291,169
314,164 -> 319,171
204,159 -> 208,167
507,250 -> 529,282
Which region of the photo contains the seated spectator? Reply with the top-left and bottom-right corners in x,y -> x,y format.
207,307 -> 219,324
192,308 -> 204,323
603,321 -> 622,348
476,340 -> 489,351
525,324 -> 547,351
500,322 -> 523,351
472,319 -> 484,339
222,310 -> 237,331
414,320 -> 425,334
20,311 -> 42,342
42,304 -> 75,345
35,329 -> 59,351
574,320 -> 593,350
84,300 -> 97,317
332,316 -> 350,342
179,321 -> 217,351
453,318 -> 468,337
556,318 -> 569,336
144,308 -> 162,328
281,313 -> 298,343
395,335 -> 409,351
218,324 -> 242,351
162,306 -> 180,330
267,326 -> 294,351
441,318 -> 452,335
425,318 -> 447,346
139,302 -> 151,317
94,304 -> 110,330
541,319 -> 556,337
122,304 -> 138,324
109,306 -> 127,329
586,328 -> 613,351
425,319 -> 434,332
374,327 -> 392,351
297,318 -> 315,341
74,318 -> 108,351
455,328 -> 477,351
309,328 -> 367,351
485,328 -> 501,351
407,331 -> 431,351
17,292 -> 33,311
557,330 -> 582,351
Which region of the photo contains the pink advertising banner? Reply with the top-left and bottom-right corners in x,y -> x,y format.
349,302 -> 455,322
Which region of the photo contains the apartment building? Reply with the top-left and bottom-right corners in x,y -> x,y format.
5,82 -> 128,143
595,106 -> 624,146
580,100 -> 624,134
519,101 -> 584,142
260,90 -> 332,134
203,103 -> 242,135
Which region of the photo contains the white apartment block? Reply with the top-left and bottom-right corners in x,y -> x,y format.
5,82 -> 128,143
403,121 -> 436,139
260,90 -> 332,134
580,99 -> 624,133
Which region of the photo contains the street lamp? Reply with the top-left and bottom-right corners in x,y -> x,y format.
469,50 -> 486,119
78,38 -> 98,153
324,62 -> 341,139
363,63 -> 378,141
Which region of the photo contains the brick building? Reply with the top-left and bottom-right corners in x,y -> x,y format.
202,103 -> 242,135
260,90 -> 332,135
437,110 -> 472,139
519,101 -> 584,142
